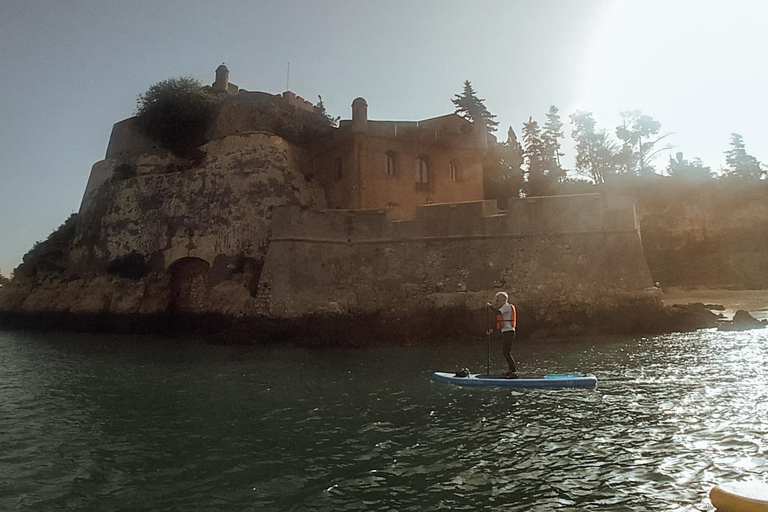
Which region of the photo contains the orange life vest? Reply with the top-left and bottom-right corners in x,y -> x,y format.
496,304 -> 517,330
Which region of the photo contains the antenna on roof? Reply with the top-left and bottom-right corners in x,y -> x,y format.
286,62 -> 290,91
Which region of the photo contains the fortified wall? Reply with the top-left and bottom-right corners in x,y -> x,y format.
258,193 -> 655,325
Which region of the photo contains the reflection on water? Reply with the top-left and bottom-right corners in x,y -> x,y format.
1,329 -> 767,511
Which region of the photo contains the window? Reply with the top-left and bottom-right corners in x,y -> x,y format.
449,160 -> 461,182
335,156 -> 343,181
385,151 -> 397,176
414,156 -> 429,186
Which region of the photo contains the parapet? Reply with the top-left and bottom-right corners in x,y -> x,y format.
280,91 -> 318,114
270,194 -> 640,243
105,117 -> 159,159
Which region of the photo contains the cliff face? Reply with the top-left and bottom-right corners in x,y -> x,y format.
4,131 -> 326,317
632,181 -> 768,288
2,103 -> 702,340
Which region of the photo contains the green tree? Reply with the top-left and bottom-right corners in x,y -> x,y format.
452,80 -> 499,133
666,152 -> 713,180
0,269 -> 10,286
542,105 -> 565,178
522,117 -> 550,196
570,111 -> 619,184
14,214 -> 79,283
135,77 -> 221,156
316,95 -> 340,128
484,127 -> 524,208
724,133 -> 764,179
615,110 -> 672,175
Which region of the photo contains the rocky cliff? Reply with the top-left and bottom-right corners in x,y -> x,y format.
607,180 -> 768,289
0,110 -> 722,342
2,131 -> 326,319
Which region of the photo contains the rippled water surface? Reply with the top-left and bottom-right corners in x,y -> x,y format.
1,329 -> 768,511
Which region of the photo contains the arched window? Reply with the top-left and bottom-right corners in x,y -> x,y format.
414,156 -> 430,188
385,151 -> 397,176
449,160 -> 461,182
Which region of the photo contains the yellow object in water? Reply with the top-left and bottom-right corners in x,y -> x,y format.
710,481 -> 768,512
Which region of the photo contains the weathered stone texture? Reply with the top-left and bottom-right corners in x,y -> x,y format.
631,181 -> 768,288
259,197 -> 653,320
72,132 -> 326,273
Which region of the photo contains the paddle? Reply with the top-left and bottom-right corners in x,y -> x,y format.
485,302 -> 492,375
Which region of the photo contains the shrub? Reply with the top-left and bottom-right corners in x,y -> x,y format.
14,214 -> 79,282
135,77 -> 221,156
106,252 -> 151,281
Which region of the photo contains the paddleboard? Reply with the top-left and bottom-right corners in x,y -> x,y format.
710,481 -> 768,512
432,372 -> 597,388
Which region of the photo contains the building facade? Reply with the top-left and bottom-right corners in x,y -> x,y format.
315,97 -> 495,220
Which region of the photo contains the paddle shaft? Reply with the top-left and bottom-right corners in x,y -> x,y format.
486,306 -> 491,374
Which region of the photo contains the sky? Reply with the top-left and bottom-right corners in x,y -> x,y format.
1,0 -> 767,276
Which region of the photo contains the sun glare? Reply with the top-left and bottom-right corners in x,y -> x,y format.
575,0 -> 768,166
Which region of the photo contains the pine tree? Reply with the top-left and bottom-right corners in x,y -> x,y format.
724,133 -> 764,179
452,80 -> 499,133
522,117 -> 550,196
542,106 -> 565,175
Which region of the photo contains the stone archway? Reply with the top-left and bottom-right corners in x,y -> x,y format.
168,257 -> 210,313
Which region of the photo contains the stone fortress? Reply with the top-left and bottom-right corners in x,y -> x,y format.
4,65 -> 664,338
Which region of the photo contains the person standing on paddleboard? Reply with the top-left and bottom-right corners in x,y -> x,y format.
486,291 -> 518,378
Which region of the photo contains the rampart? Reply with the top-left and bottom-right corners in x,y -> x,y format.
258,194 -> 654,321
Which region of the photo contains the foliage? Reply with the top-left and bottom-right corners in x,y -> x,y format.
543,105 -> 565,176
615,110 -> 672,175
316,95 -> 340,128
723,133 -> 764,179
244,101 -> 336,146
14,214 -> 79,283
452,80 -> 499,133
0,270 -> 9,287
106,251 -> 151,281
522,117 -> 549,196
569,111 -> 619,184
135,77 -> 221,156
484,127 -> 524,208
666,153 -> 713,180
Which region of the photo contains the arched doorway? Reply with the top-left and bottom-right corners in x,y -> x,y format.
168,257 -> 210,313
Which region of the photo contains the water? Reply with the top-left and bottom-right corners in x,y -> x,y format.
1,329 -> 767,511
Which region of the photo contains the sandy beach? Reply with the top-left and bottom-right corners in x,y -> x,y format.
661,287 -> 768,321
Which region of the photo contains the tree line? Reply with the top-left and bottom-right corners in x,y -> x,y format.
452,80 -> 766,203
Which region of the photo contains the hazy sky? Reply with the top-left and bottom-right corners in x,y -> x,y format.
1,0 -> 767,276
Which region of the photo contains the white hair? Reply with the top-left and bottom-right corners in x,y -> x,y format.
495,291 -> 508,301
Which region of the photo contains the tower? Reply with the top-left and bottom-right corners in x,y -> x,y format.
352,97 -> 368,133
213,64 -> 229,93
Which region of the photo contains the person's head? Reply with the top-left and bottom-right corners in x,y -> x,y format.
494,291 -> 508,306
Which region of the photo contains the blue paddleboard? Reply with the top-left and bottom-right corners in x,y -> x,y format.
432,372 -> 597,389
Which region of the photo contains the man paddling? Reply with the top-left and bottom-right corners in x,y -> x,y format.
486,292 -> 518,378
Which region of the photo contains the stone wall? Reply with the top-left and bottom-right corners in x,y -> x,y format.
257,194 -> 653,319
72,132 -> 326,278
611,180 -> 768,288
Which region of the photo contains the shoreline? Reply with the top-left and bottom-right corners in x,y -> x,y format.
661,287 -> 768,321
0,297 -> 721,345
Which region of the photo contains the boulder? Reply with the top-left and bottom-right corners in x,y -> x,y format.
718,309 -> 766,331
